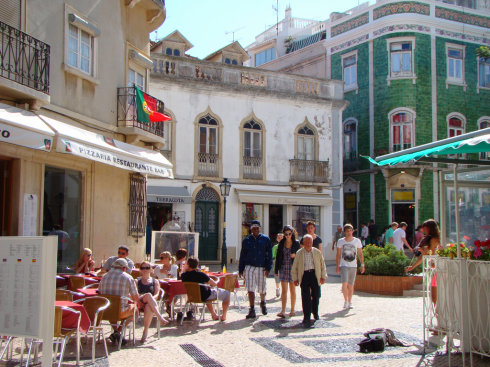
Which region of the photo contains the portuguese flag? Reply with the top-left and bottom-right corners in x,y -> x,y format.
135,87 -> 171,123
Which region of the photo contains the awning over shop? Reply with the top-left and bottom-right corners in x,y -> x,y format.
147,186 -> 191,204
0,103 -> 54,151
235,189 -> 333,206
39,115 -> 173,178
363,127 -> 490,167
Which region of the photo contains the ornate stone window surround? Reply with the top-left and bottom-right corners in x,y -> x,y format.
341,50 -> 359,94
388,107 -> 416,152
193,107 -> 223,181
238,112 -> 267,183
294,118 -> 319,161
447,112 -> 466,138
445,42 -> 467,90
386,36 -> 417,85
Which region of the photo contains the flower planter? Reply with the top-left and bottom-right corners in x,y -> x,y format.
354,274 -> 423,296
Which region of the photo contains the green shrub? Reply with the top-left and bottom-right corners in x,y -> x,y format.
358,244 -> 422,276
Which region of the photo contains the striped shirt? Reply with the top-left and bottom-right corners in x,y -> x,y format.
99,269 -> 138,311
304,250 -> 315,271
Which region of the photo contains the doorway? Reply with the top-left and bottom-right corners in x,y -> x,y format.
269,204 -> 283,243
195,201 -> 219,261
147,203 -> 172,254
392,203 -> 415,246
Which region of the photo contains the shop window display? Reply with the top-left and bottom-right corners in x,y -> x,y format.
242,203 -> 263,240
292,205 -> 320,238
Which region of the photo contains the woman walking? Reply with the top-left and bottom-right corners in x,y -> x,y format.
274,225 -> 300,318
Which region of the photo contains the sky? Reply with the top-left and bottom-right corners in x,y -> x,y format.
152,0 -> 364,59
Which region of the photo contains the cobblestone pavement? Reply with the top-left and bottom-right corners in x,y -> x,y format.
2,263 -> 489,367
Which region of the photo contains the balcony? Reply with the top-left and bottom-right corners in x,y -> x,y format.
117,86 -> 166,148
289,159 -> 330,186
243,156 -> 263,180
198,153 -> 219,177
343,151 -> 360,173
0,21 -> 50,108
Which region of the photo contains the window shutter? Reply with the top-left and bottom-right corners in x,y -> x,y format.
0,0 -> 21,28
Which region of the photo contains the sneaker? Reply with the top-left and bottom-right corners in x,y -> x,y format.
260,301 -> 268,315
109,331 -> 120,344
349,302 -> 354,309
343,301 -> 349,309
246,308 -> 256,319
275,288 -> 280,297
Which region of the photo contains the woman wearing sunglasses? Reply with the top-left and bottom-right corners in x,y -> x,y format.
274,225 -> 300,318
74,248 -> 95,274
154,251 -> 178,279
137,261 -> 168,342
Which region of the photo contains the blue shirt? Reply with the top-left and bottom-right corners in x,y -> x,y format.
239,233 -> 273,273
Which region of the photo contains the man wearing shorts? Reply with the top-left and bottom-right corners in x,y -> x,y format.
336,224 -> 364,309
239,220 -> 273,319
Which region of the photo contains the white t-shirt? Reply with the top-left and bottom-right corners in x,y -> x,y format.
337,237 -> 362,267
154,264 -> 178,279
392,228 -> 406,251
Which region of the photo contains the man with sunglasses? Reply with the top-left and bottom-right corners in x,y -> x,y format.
99,245 -> 135,275
239,220 -> 273,319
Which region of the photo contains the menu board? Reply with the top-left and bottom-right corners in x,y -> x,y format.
0,237 -> 56,340
22,194 -> 38,236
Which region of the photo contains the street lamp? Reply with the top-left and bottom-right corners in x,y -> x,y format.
219,178 -> 231,268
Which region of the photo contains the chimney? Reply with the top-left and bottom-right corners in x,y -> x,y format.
285,4 -> 292,19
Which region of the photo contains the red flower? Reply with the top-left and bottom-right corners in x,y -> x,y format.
464,235 -> 470,241
475,240 -> 482,248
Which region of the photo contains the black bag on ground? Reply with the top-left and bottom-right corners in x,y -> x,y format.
358,336 -> 386,353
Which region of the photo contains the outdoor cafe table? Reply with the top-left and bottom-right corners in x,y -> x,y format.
77,288 -> 98,298
55,301 -> 91,334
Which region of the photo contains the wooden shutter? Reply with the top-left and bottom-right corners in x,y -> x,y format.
0,0 -> 21,29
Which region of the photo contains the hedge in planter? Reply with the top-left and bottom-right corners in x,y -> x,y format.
358,244 -> 422,276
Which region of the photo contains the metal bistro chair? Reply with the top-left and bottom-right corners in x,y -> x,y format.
56,275 -> 68,289
138,289 -> 164,339
26,305 -> 82,367
180,283 -> 220,327
218,273 -> 240,310
56,290 -> 85,302
99,294 -> 135,350
83,297 -> 110,363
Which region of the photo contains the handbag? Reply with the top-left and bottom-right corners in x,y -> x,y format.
358,336 -> 385,353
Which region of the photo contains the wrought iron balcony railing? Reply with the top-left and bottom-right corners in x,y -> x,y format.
0,21 -> 50,94
289,159 -> 330,183
243,156 -> 263,180
117,86 -> 165,138
198,152 -> 219,177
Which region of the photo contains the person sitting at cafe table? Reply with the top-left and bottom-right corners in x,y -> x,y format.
137,261 -> 169,343
181,256 -> 231,322
99,245 -> 134,275
99,258 -> 139,345
154,251 -> 178,279
74,248 -> 95,274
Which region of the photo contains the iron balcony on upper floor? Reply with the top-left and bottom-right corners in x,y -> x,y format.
289,159 -> 331,188
0,20 -> 50,108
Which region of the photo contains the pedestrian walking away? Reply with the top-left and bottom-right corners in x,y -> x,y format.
360,222 -> 368,247
336,224 -> 364,309
332,226 -> 345,252
274,225 -> 300,318
393,222 -> 414,254
292,234 -> 327,328
272,232 -> 284,298
239,220 -> 273,319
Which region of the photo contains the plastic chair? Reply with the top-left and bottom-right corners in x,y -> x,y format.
181,283 -> 220,327
56,290 -> 85,302
138,289 -> 164,339
131,270 -> 140,280
68,276 -> 86,291
218,273 -> 240,310
83,297 -> 110,363
98,294 -> 135,350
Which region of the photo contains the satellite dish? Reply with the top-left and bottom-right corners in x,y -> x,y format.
161,221 -> 188,233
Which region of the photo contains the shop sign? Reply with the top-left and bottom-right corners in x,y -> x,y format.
147,195 -> 191,204
0,121 -> 52,151
345,194 -> 356,209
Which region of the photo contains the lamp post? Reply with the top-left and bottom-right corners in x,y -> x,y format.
219,178 -> 231,268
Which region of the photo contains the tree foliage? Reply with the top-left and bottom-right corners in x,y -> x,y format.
476,46 -> 490,61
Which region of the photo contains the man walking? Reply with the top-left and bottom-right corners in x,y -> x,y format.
336,224 -> 364,309
292,234 -> 327,328
386,222 -> 397,245
360,222 -> 368,247
332,226 -> 345,251
393,222 -> 414,254
368,219 -> 378,246
239,220 -> 273,319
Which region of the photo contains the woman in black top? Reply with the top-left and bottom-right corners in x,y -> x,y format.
274,225 -> 301,318
137,261 -> 168,342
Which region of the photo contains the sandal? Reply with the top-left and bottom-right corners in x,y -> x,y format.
159,317 -> 169,326
220,316 -> 226,322
140,332 -> 148,343
277,312 -> 286,318
289,311 -> 296,317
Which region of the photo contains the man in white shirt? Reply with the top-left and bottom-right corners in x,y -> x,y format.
360,222 -> 368,247
392,222 -> 414,254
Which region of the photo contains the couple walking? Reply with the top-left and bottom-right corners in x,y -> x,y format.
239,221 -> 326,327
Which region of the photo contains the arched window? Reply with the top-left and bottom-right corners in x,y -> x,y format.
225,58 -> 231,64
243,120 -> 262,158
297,124 -> 316,160
390,110 -> 414,152
241,116 -> 265,180
343,120 -> 357,161
197,114 -> 219,177
174,49 -> 180,56
232,60 -> 238,65
165,48 -> 172,55
448,114 -> 465,137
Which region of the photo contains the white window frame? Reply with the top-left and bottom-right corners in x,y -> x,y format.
389,107 -> 416,152
243,129 -> 262,158
445,43 -> 466,90
63,4 -> 99,84
199,125 -> 218,155
128,62 -> 146,91
341,50 -> 358,93
386,37 -> 416,85
343,118 -> 358,160
447,112 -> 466,138
163,122 -> 172,152
477,57 -> 490,93
297,135 -> 315,161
